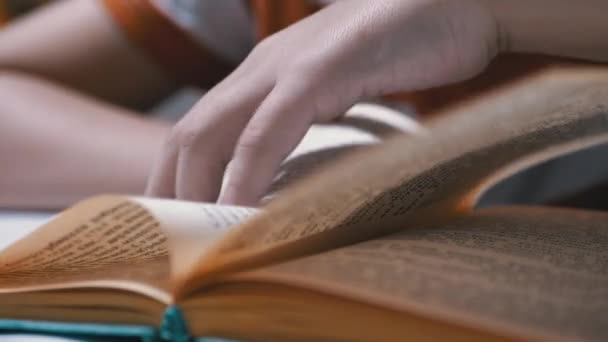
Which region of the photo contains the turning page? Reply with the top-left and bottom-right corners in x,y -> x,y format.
175,67 -> 608,294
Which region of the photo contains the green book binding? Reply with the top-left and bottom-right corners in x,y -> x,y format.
160,306 -> 190,342
0,319 -> 159,341
0,306 -> 234,342
0,306 -> 236,342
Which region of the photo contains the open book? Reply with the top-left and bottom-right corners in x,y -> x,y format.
1,68 -> 607,342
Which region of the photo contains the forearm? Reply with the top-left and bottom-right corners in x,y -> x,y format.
0,72 -> 169,210
484,0 -> 608,61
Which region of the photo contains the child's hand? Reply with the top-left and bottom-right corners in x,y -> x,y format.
146,0 -> 501,205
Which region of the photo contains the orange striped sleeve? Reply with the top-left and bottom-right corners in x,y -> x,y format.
102,0 -> 233,88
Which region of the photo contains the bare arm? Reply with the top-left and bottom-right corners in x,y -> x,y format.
0,0 -> 185,209
148,0 -> 608,206
0,0 -> 177,109
0,71 -> 169,210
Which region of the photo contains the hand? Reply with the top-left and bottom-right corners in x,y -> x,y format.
146,0 -> 501,205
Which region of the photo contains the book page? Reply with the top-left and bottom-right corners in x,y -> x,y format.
134,198 -> 257,282
176,67 -> 608,294
238,206 -> 608,341
0,196 -> 172,301
0,195 -> 262,299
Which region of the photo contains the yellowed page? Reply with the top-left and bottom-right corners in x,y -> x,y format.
0,196 -> 172,302
0,196 -> 262,300
135,198 -> 257,283
235,206 -> 608,342
175,67 -> 608,294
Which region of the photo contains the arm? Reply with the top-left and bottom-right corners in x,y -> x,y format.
0,71 -> 169,210
0,0 -> 177,109
0,0 -> 175,209
147,0 -> 608,206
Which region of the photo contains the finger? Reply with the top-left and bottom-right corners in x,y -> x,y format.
218,80 -> 334,206
174,79 -> 274,202
145,75 -> 250,199
145,41 -> 276,201
145,139 -> 178,198
174,133 -> 231,202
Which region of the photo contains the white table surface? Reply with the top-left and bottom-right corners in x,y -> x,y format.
0,210 -> 53,251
